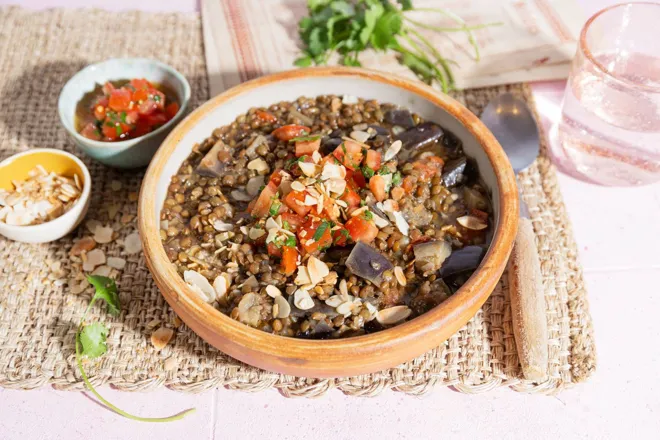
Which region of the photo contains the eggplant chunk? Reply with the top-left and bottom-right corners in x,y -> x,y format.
196,140 -> 232,177
320,136 -> 343,155
441,157 -> 467,187
345,242 -> 394,286
413,240 -> 452,272
396,122 -> 444,158
439,245 -> 486,278
384,109 -> 415,129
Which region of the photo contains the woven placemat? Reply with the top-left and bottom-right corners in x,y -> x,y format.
0,6 -> 596,396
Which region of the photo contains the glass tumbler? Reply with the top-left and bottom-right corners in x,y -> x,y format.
554,2 -> 660,186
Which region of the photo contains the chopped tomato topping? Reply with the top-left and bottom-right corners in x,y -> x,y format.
101,122 -> 130,141
268,169 -> 285,186
280,212 -> 304,231
251,182 -> 278,218
108,89 -> 132,112
272,124 -> 310,141
346,169 -> 367,189
255,110 -> 278,123
298,218 -> 333,254
165,102 -> 179,119
332,227 -> 351,246
281,246 -> 299,275
132,87 -> 149,103
340,186 -> 361,211
267,242 -> 282,258
412,159 -> 442,179
364,150 -> 382,171
369,174 -> 388,202
80,123 -> 101,141
402,176 -> 415,194
470,208 -> 489,222
345,217 -> 378,244
138,90 -> 165,115
283,190 -> 311,216
130,78 -> 152,90
332,140 -> 363,170
295,138 -> 321,157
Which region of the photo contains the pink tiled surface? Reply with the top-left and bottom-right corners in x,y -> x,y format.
2,1 -> 660,439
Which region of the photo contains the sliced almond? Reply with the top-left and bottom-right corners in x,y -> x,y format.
274,295 -> 291,318
376,305 -> 412,325
303,194 -> 317,206
213,273 -> 230,299
338,279 -> 349,300
265,285 -> 282,298
107,257 -> 127,270
336,301 -> 354,316
93,226 -> 114,244
151,327 -> 174,351
70,236 -> 96,256
457,215 -> 488,230
213,220 -> 234,232
247,157 -> 269,175
82,248 -> 106,272
295,266 -> 311,285
392,211 -> 409,236
248,227 -> 266,240
293,289 -> 315,310
107,204 -> 120,221
383,140 -> 402,161
298,161 -> 318,177
85,219 -> 102,234
394,266 -> 407,286
91,265 -> 112,277
290,180 -> 306,192
120,214 -> 134,224
307,256 -> 329,285
325,295 -> 344,308
350,130 -> 370,144
123,231 -> 142,254
184,270 -> 216,302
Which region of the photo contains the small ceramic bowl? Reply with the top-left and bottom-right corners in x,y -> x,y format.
138,67 -> 519,378
0,149 -> 91,243
58,58 -> 191,169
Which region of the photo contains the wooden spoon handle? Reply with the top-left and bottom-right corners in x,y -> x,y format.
508,217 -> 548,382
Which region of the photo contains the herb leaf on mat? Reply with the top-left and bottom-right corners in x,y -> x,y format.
75,275 -> 195,422
295,0 -> 501,92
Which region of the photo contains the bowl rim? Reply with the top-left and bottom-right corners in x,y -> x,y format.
0,148 -> 92,233
138,66 -> 518,377
57,57 -> 192,150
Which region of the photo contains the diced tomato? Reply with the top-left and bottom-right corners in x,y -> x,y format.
165,102 -> 179,119
130,78 -> 152,90
427,155 -> 445,170
271,124 -> 310,141
391,186 -> 405,201
295,138 -> 321,157
251,182 -> 278,218
133,119 -> 152,137
80,123 -> 101,141
93,104 -> 106,121
281,246 -> 299,275
268,169 -> 286,187
340,186 -> 361,211
102,81 -> 115,96
283,190 -> 311,216
402,176 -> 415,194
369,174 -> 388,202
267,242 -> 282,258
280,212 -> 304,231
332,227 -> 351,246
255,110 -> 278,123
345,217 -> 378,244
132,87 -> 149,103
470,208 -> 489,222
298,218 -> 333,254
412,161 -> 440,179
143,111 -> 169,128
138,91 -> 166,115
346,169 -> 367,189
332,140 -> 363,170
364,150 -> 382,171
108,89 -> 132,111
101,122 -> 130,141
125,110 -> 140,124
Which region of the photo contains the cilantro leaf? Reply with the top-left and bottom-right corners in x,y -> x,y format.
285,236 -> 297,247
363,210 -> 374,221
392,171 -> 402,186
371,11 -> 402,50
308,0 -> 331,12
359,3 -> 384,46
269,200 -> 282,217
313,220 -> 331,241
397,0 -> 413,10
86,275 -> 120,317
79,322 -> 108,359
330,0 -> 354,16
361,165 -> 375,179
294,56 -> 313,67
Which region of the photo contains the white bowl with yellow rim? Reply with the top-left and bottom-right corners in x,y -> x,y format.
0,149 -> 91,243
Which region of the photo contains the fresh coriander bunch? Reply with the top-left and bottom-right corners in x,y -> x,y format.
295,0 -> 493,92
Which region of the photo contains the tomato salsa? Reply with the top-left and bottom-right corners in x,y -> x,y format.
76,78 -> 179,142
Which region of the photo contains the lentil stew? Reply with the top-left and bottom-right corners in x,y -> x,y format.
159,95 -> 492,339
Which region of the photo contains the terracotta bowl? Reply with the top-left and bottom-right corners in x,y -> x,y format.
138,67 -> 518,378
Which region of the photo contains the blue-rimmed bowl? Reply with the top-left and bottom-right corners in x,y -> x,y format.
58,58 -> 191,168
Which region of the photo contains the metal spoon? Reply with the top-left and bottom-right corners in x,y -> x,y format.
481,93 -> 548,382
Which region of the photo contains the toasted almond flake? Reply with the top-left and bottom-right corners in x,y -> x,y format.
272,303 -> 280,318
184,270 -> 216,302
247,157 -> 269,174
303,194 -> 317,206
350,206 -> 368,217
336,301 -> 354,316
151,327 -> 174,351
120,214 -> 134,224
365,302 -> 378,316
82,248 -> 106,272
274,295 -> 291,318
213,273 -> 229,299
335,199 -> 348,208
338,279 -> 349,300
164,357 -> 177,371
290,180 -> 306,192
325,295 -> 344,307
107,257 -> 127,270
230,190 -> 253,202
324,271 -> 338,286
146,318 -> 162,329
91,265 -> 112,277
394,266 -> 407,286
342,95 -> 358,104
123,231 -> 142,254
70,236 -> 96,256
321,162 -> 346,181
128,192 -> 139,202
350,130 -> 370,143
248,227 -> 266,240
384,140 -> 403,161
93,226 -> 114,244
265,217 -> 279,231
70,279 -> 90,294
294,289 -> 315,310
312,150 -> 322,163
246,175 -> 266,196
372,212 -> 389,228
376,305 -> 412,325
213,220 -> 234,232
74,173 -> 82,190
295,266 -> 311,285
316,194 -> 324,214
85,219 -> 102,234
265,285 -> 282,298
307,256 -> 329,285
457,215 -> 488,230
392,211 -> 409,236
299,161 -> 318,177
325,178 -> 346,195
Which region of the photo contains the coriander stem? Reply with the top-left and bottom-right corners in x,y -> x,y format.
405,27 -> 456,88
400,31 -> 449,92
403,16 -> 499,33
75,339 -> 196,422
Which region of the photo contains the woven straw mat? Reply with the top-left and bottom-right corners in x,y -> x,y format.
0,7 -> 595,397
